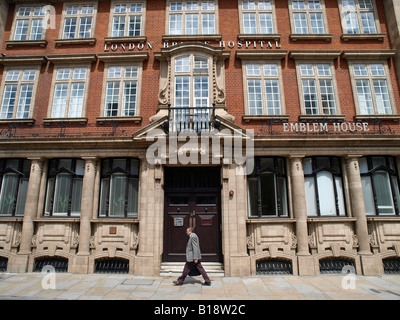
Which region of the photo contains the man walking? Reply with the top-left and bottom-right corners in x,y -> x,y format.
173,227 -> 211,286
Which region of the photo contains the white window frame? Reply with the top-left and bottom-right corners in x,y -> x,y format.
48,65 -> 91,119
238,0 -> 277,34
242,60 -> 285,116
59,2 -> 98,39
10,4 -> 47,41
288,0 -> 329,34
109,1 -> 146,38
348,61 -> 396,116
166,0 -> 218,35
295,61 -> 341,116
0,66 -> 40,120
338,0 -> 380,35
101,63 -> 143,118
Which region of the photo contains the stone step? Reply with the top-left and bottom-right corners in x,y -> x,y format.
160,262 -> 224,277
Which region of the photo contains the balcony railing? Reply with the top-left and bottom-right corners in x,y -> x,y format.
162,103 -> 220,133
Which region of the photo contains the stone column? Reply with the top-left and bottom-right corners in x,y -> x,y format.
12,158 -> 43,272
346,156 -> 371,254
289,156 -> 314,275
346,156 -> 379,275
73,157 -> 97,273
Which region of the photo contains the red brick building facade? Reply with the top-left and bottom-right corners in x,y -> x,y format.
0,0 -> 399,276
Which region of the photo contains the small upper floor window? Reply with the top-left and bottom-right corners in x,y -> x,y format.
296,62 -> 340,116
61,3 -> 97,39
167,0 -> 217,35
339,0 -> 378,34
239,0 -> 276,34
289,0 -> 328,34
49,66 -> 91,118
110,1 -> 146,37
349,62 -> 395,115
102,64 -> 142,117
0,67 -> 40,120
12,5 -> 46,41
243,62 -> 285,116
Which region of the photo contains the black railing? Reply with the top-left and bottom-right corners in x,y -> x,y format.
162,103 -> 220,133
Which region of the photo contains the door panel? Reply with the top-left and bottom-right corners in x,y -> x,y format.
163,192 -> 221,262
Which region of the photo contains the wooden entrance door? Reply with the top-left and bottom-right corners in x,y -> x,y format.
163,167 -> 222,262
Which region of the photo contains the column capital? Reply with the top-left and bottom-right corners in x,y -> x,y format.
289,153 -> 306,160
345,154 -> 363,159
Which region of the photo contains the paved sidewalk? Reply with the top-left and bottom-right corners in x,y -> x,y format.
0,272 -> 400,300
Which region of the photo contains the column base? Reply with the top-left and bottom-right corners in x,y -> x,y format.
360,255 -> 383,276
9,254 -> 29,273
297,255 -> 315,276
71,254 -> 89,274
134,254 -> 160,276
225,254 -> 250,277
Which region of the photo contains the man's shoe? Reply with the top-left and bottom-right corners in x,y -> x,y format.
173,280 -> 183,286
202,281 -> 211,286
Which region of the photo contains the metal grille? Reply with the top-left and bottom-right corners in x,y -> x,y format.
383,258 -> 400,274
319,258 -> 355,274
256,259 -> 292,275
0,256 -> 8,272
33,257 -> 69,273
94,258 -> 129,274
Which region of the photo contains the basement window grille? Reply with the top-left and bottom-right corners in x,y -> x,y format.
383,258 -> 400,274
0,257 -> 8,272
256,259 -> 293,275
94,258 -> 129,274
33,257 -> 69,273
319,258 -> 355,274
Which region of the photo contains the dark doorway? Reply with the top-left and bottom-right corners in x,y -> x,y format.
163,167 -> 222,262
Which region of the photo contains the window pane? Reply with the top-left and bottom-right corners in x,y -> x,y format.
128,15 -> 141,36
202,13 -> 215,34
109,174 -> 126,217
259,13 -> 273,33
99,178 -> 109,217
170,14 -> 183,34
15,178 -> 28,216
247,79 -> 263,115
247,177 -> 258,217
305,176 -> 317,216
122,81 -> 137,116
52,83 -> 68,118
294,13 -> 308,34
105,82 -> 120,117
243,13 -> 257,34
186,14 -> 199,34
361,12 -> 376,34
112,16 -> 125,37
265,80 -> 281,115
317,171 -> 336,215
344,12 -> 360,34
260,172 -> 276,216
319,79 -> 336,115
45,178 -> 55,215
335,176 -> 346,216
68,83 -> 84,118
175,56 -> 190,73
356,80 -> 373,114
1,85 -> 17,119
53,174 -> 72,215
362,175 -> 375,215
0,174 -> 18,215
373,171 -> 395,215
302,79 -> 318,115
79,17 -> 92,38
70,178 -> 82,216
29,19 -> 43,40
127,177 -> 138,217
14,20 -> 29,40
278,176 -> 288,216
16,84 -> 33,119
310,13 -> 324,34
63,17 -> 77,39
373,80 -> 392,115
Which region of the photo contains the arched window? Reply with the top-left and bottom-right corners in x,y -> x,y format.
0,159 -> 30,216
172,54 -> 211,131
303,156 -> 346,216
44,159 -> 84,216
99,158 -> 139,218
247,157 -> 288,217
